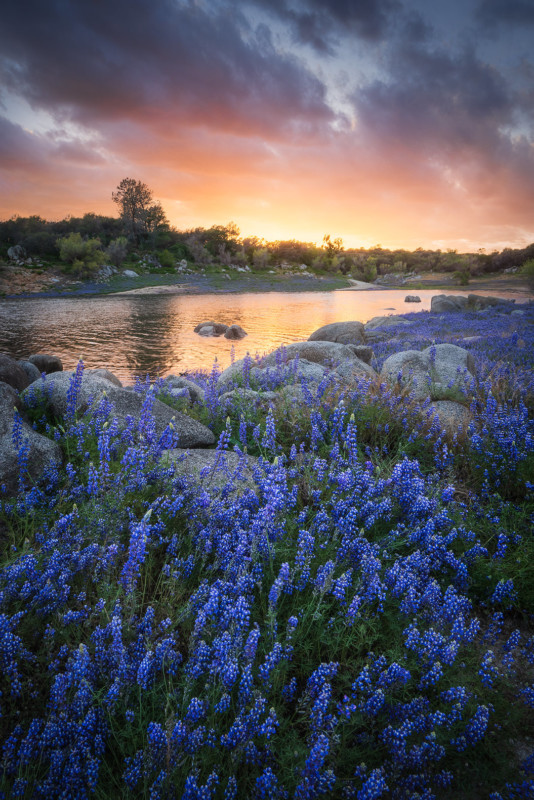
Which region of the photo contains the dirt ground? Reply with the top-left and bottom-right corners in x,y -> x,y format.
0,264 -> 65,295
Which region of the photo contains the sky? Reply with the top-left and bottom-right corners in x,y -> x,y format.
1,0 -> 533,251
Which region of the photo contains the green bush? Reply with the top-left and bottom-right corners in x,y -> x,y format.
158,249 -> 175,268
105,236 -> 128,267
521,257 -> 534,287
363,260 -> 377,282
57,232 -> 104,277
453,269 -> 470,286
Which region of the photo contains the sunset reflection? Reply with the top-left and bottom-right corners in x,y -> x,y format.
1,288 -> 527,383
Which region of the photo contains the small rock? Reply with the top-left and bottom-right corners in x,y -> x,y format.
224,324 -> 247,340
169,387 -> 191,401
122,269 -> 138,278
405,295 -> 421,303
194,321 -> 228,336
197,325 -> 216,337
164,376 -> 205,404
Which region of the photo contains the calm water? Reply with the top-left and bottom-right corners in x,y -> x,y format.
0,289 -> 530,382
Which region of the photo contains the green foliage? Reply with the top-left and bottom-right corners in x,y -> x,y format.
112,178 -> 169,245
521,257 -> 534,287
453,269 -> 470,285
57,232 -> 104,277
363,259 -> 377,282
105,236 -> 128,267
252,247 -> 271,270
168,241 -> 191,260
158,249 -> 174,268
322,234 -> 343,258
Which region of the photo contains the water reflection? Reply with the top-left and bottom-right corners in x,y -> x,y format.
0,289 -> 529,383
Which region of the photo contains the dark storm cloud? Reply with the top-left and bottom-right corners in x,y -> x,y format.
0,0 -> 333,136
476,0 -> 534,29
355,42 -> 517,146
351,36 -> 534,214
247,0 -> 400,52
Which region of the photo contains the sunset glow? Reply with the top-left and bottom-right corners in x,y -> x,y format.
1,0 -> 533,251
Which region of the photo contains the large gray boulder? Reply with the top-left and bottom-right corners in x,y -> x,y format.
22,371 -> 215,447
284,359 -> 327,384
262,341 -> 361,368
217,358 -> 249,388
381,343 -> 476,400
7,245 -> 26,261
308,321 -> 365,346
29,354 -> 63,374
365,315 -> 413,331
467,294 -> 514,310
335,359 -> 377,382
220,388 -> 277,405
0,381 -> 21,410
345,345 -> 373,365
162,448 -> 258,494
0,387 -> 61,496
430,295 -> 468,313
0,355 -> 30,392
87,368 -> 122,387
17,360 -> 41,384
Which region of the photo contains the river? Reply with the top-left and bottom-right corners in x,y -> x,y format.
0,288 -> 530,382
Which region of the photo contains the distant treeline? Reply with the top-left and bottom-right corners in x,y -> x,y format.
1,212 -> 533,278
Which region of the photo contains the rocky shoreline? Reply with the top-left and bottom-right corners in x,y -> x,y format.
1,258 -> 532,300
2,292 -> 527,497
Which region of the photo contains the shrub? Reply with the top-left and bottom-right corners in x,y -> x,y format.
252,248 -> 271,271
158,249 -> 175,269
521,257 -> 534,288
453,269 -> 470,286
57,232 -> 104,277
105,236 -> 128,267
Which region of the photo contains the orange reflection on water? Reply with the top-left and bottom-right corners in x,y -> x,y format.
0,288 -> 528,382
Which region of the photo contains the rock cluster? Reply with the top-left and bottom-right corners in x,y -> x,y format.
1,303 -> 493,497
194,321 -> 247,339
0,351 -> 217,497
431,293 -> 516,313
